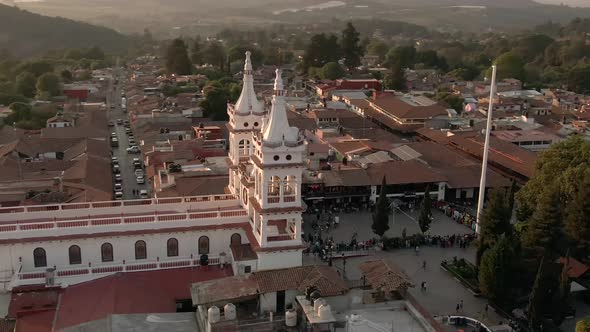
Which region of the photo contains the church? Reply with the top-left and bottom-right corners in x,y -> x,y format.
0,52 -> 306,289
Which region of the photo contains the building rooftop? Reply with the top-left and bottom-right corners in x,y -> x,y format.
61,313 -> 198,332
9,266 -> 233,331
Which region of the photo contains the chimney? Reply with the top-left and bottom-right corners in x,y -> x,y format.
372,90 -> 378,100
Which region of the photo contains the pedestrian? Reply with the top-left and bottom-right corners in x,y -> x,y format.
422,260 -> 426,270
421,281 -> 426,292
415,245 -> 420,255
456,303 -> 460,313
459,299 -> 464,312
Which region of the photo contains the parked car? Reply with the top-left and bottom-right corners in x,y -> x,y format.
110,138 -> 119,147
139,190 -> 148,199
114,174 -> 122,183
108,120 -> 114,127
112,164 -> 120,173
114,183 -> 123,192
126,146 -> 140,154
111,157 -> 118,164
136,175 -> 145,184
128,139 -> 136,146
134,169 -> 144,177
116,119 -> 123,125
114,191 -> 123,200
111,132 -> 117,137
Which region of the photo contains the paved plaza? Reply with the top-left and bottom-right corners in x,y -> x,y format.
303,207 -> 505,329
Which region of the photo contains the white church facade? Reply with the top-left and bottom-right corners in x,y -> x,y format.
0,52 -> 307,290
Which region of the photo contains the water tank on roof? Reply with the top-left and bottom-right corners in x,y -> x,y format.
208,306 -> 220,323
318,304 -> 331,320
224,303 -> 236,320
285,309 -> 297,327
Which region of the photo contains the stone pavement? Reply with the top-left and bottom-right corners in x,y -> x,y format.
303,207 -> 505,329
303,208 -> 474,244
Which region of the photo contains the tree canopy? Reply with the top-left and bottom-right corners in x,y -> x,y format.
36,73 -> 61,97
489,52 -> 526,81
15,72 -> 36,98
165,39 -> 192,75
302,33 -> 340,72
321,62 -> 346,80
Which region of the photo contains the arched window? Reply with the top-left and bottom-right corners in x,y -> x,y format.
101,243 -> 113,262
33,248 -> 47,268
238,139 -> 251,156
230,233 -> 241,246
135,240 -> 147,260
268,176 -> 281,196
167,238 -> 179,257
283,175 -> 295,196
68,245 -> 81,265
198,236 -> 209,255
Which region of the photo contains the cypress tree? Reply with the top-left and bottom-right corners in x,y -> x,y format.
372,176 -> 390,237
418,184 -> 432,234
522,185 -> 564,262
528,257 -> 545,331
341,22 -> 363,71
479,234 -> 514,305
165,38 -> 192,75
476,189 -> 512,266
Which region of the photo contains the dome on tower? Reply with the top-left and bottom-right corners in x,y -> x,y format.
262,69 -> 300,146
234,51 -> 264,115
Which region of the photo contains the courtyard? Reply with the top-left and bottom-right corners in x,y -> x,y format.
303,207 -> 505,329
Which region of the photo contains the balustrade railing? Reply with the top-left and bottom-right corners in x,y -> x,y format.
0,209 -> 248,234
0,194 -> 238,215
16,255 -> 223,282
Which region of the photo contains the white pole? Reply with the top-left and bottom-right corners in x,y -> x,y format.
475,65 -> 497,235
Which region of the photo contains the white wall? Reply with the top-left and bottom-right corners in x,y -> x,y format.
256,251 -> 302,271
259,292 -> 277,313
5,227 -> 249,273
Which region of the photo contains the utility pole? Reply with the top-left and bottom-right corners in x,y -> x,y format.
475,65 -> 497,234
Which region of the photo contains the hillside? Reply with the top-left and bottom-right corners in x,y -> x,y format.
8,0 -> 590,36
0,3 -> 130,57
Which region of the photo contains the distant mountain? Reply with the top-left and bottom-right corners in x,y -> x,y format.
8,0 -> 590,35
0,3 -> 130,56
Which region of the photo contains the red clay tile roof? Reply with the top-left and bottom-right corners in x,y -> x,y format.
359,259 -> 414,293
191,275 -> 259,305
366,160 -> 446,185
252,265 -> 347,296
52,266 -> 233,331
370,94 -> 447,120
559,257 -> 589,279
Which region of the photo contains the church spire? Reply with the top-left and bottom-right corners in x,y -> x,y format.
234,51 -> 263,115
263,69 -> 297,145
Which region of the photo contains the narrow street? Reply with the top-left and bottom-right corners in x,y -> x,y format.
107,69 -> 149,200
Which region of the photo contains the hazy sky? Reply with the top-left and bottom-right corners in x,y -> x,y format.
535,0 -> 590,6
